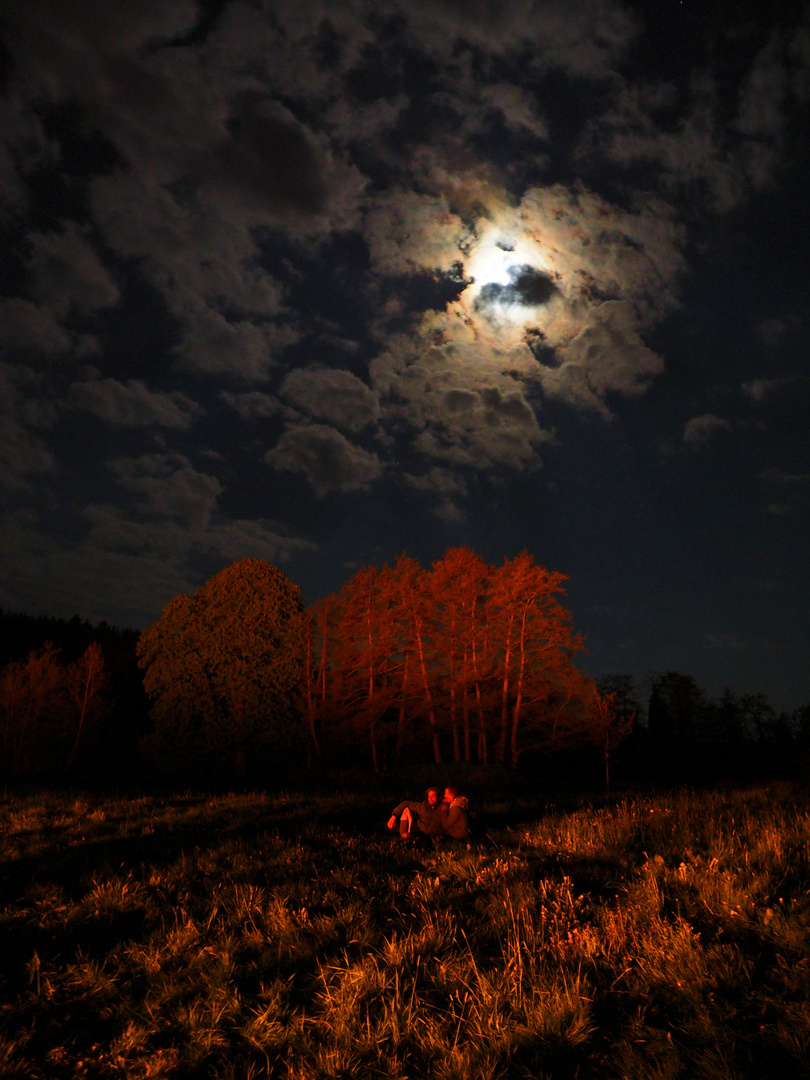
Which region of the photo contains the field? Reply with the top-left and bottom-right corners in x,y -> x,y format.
1,782 -> 809,1079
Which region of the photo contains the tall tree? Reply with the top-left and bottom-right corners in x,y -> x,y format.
588,690 -> 634,794
430,547 -> 490,762
306,547 -> 592,769
0,643 -> 64,776
648,671 -> 705,746
64,642 -> 108,771
330,565 -> 398,772
303,594 -> 341,762
137,559 -> 306,775
739,692 -> 778,743
489,552 -> 589,766
392,555 -> 443,764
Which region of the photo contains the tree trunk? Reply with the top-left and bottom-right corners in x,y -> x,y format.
394,651 -> 409,769
415,622 -> 442,764
304,622 -> 320,763
369,710 -> 379,773
509,604 -> 530,768
471,599 -> 487,763
496,611 -> 515,764
367,606 -> 378,771
462,647 -> 471,762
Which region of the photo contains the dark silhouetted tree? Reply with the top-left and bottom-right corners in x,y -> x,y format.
589,690 -> 634,793
795,703 -> 810,748
597,674 -> 641,732
738,692 -> 778,743
648,671 -> 704,746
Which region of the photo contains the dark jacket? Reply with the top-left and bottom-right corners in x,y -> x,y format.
392,799 -> 441,834
440,796 -> 469,839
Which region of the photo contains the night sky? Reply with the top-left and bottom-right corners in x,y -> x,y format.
1,0 -> 808,709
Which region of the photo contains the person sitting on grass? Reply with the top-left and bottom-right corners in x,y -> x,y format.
438,785 -> 470,841
387,787 -> 441,841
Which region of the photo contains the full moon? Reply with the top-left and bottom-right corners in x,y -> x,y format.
462,224 -> 557,328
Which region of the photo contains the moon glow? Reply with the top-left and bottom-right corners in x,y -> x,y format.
462,228 -> 558,328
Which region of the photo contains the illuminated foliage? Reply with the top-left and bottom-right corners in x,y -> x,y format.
331,564 -> 399,772
0,642 -> 109,776
428,548 -> 482,762
308,547 -> 593,769
137,559 -> 306,774
391,554 -> 443,764
0,643 -> 64,776
488,551 -> 589,765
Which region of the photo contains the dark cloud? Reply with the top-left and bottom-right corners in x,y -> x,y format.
279,368 -> 380,432
108,454 -> 223,529
220,390 -> 281,421
265,424 -> 382,496
70,378 -> 203,429
683,413 -> 732,449
172,310 -> 293,381
26,222 -> 119,318
0,298 -> 72,356
757,467 -> 810,517
0,364 -> 57,493
743,375 -> 808,404
476,263 -> 560,311
210,95 -> 328,217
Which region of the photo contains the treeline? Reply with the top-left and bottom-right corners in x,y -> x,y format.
644,671 -> 810,781
1,558 -> 809,789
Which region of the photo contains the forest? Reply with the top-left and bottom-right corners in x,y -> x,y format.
0,551 -> 808,790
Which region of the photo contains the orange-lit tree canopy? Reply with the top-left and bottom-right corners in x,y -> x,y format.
137,558 -> 306,773
306,547 -> 594,769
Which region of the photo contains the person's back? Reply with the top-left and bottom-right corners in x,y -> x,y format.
439,786 -> 469,840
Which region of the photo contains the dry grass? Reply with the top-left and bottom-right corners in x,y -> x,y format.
1,783 -> 809,1077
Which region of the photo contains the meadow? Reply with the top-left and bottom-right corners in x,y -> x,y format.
1,781 -> 809,1079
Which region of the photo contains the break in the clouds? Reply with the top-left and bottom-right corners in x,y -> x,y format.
0,0 -> 808,647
